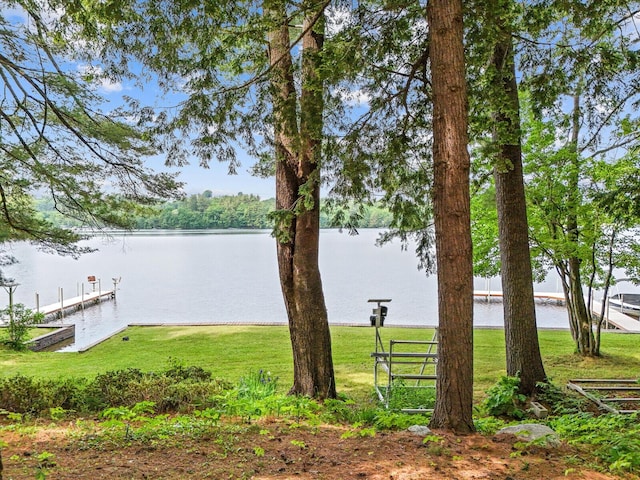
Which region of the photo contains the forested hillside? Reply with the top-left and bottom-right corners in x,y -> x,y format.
36,192 -> 392,230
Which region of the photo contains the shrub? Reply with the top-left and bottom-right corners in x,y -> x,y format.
482,375 -> 527,419
0,366 -> 232,416
535,380 -> 586,414
84,368 -> 147,409
164,361 -> 212,382
387,379 -> 436,412
1,304 -> 44,350
0,375 -> 53,414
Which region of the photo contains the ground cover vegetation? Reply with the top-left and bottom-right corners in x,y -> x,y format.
0,327 -> 639,478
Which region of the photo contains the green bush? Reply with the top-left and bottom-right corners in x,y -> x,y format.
0,366 -> 232,415
0,375 -> 65,415
84,368 -> 147,409
322,397 -> 378,425
1,304 -> 44,350
481,375 -> 527,419
164,361 -> 212,382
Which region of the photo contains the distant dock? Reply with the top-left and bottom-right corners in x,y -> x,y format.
474,290 -> 640,333
474,290 -> 565,303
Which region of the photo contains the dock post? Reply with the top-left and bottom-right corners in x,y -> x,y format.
98,279 -> 101,297
35,293 -> 39,313
81,283 -> 85,310
60,287 -> 64,319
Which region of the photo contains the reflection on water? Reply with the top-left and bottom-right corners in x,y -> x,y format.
3,229 -> 570,351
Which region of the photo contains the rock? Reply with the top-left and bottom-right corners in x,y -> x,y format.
496,423 -> 561,447
407,425 -> 432,436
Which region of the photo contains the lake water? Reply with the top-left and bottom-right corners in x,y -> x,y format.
2,229 -> 570,351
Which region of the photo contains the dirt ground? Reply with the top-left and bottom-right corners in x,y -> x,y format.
1,419 -> 635,480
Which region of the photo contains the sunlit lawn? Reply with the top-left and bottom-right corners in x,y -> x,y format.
1,325 -> 639,401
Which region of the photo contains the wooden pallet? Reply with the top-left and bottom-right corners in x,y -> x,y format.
567,379 -> 640,414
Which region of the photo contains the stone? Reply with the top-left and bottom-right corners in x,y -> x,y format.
496,423 -> 561,447
407,425 -> 432,436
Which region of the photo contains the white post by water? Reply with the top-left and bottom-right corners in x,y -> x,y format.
35,293 -> 39,313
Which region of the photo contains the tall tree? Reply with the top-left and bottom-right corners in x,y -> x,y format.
427,0 -> 474,433
266,0 -> 336,398
0,2 -> 180,269
69,0 -> 336,397
472,0 -> 546,394
520,0 -> 640,355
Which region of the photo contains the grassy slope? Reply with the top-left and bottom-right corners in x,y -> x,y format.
1,325 -> 638,399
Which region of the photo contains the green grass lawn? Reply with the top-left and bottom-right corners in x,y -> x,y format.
0,325 -> 638,400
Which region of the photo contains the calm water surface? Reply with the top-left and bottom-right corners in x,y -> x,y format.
2,229 -> 569,350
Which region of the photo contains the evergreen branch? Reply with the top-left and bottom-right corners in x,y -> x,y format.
213,0 -> 332,96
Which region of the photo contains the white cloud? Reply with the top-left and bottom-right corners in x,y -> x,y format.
326,5 -> 352,36
77,64 -> 124,93
333,87 -> 371,107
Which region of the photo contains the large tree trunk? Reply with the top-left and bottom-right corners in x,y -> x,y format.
427,0 -> 475,434
490,35 -> 547,395
266,0 -> 336,399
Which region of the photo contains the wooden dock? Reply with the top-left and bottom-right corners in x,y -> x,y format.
474,290 -> 640,333
37,290 -> 114,318
474,290 -> 565,303
591,299 -> 640,333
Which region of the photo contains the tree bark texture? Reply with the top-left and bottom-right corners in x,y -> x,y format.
427,0 -> 475,434
490,37 -> 547,394
266,0 -> 336,399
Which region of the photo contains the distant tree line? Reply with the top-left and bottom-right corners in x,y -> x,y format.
36,192 -> 392,230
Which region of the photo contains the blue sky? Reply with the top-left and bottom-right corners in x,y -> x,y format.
144,149 -> 276,199
100,86 -> 276,199
3,5 -> 276,200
